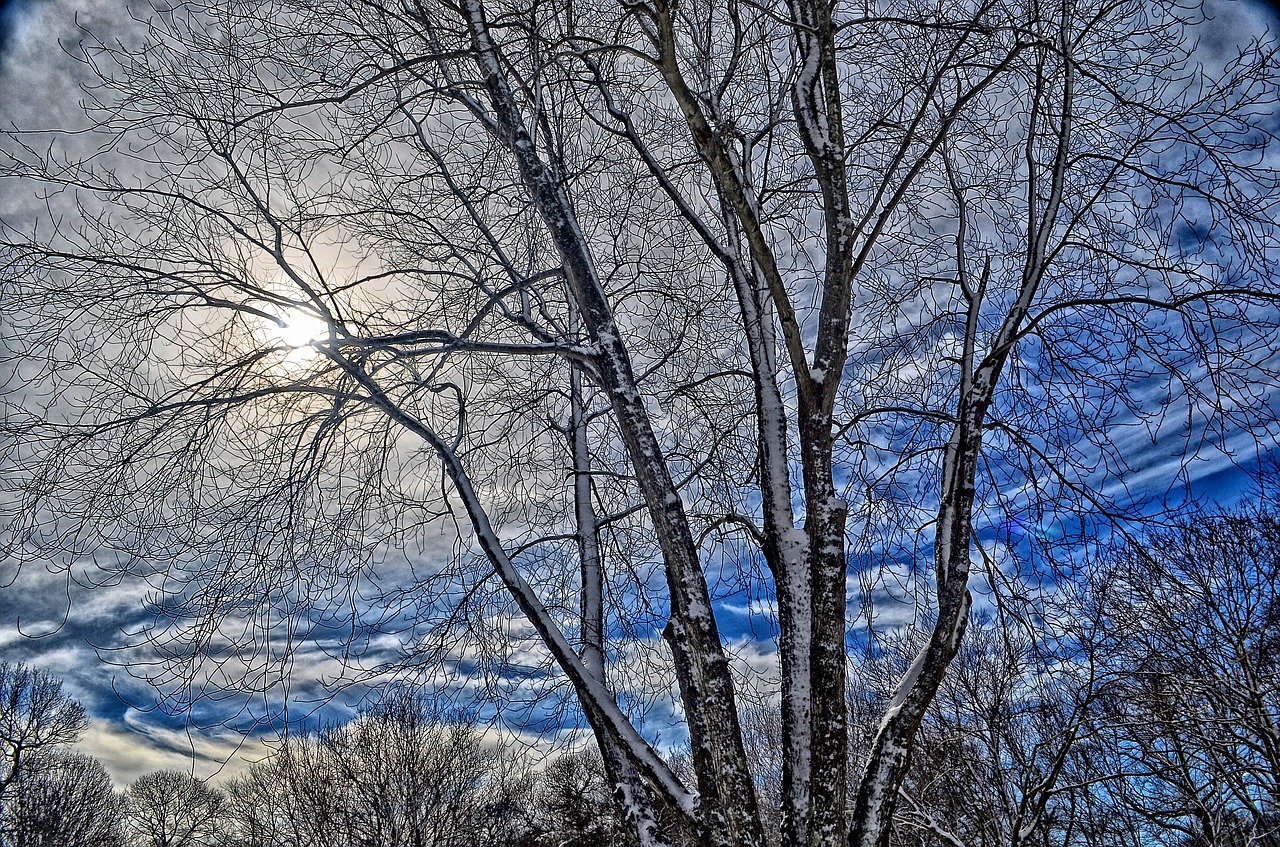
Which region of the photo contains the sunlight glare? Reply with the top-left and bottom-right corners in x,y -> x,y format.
272,312 -> 331,349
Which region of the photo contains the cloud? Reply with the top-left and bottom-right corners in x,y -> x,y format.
0,0 -> 129,115
0,0 -> 49,64
73,715 -> 264,787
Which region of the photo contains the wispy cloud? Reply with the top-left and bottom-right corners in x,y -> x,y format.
73,716 -> 265,787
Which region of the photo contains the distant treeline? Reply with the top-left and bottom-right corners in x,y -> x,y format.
3,502 -> 1279,847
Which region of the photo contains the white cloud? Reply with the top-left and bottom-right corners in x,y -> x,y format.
73,716 -> 265,788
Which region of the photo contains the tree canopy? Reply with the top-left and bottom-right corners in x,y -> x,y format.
3,1 -> 1280,845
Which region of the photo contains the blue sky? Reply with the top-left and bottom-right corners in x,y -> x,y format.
2,0 -> 1280,788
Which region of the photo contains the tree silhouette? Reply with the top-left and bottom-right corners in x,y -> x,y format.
0,663 -> 88,841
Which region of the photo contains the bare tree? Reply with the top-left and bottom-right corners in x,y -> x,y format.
220,761 -> 299,847
3,1 -> 1280,846
521,749 -> 639,847
125,771 -> 225,847
848,606 -> 1120,847
224,691 -> 503,847
1084,507 -> 1280,847
5,750 -> 124,847
0,663 -> 89,837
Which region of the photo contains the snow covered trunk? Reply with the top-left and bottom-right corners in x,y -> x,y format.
654,0 -> 858,835
461,4 -> 764,845
851,24 -> 1075,844
787,0 -> 857,840
797,441 -> 851,847
848,406 -> 980,847
571,333 -> 669,847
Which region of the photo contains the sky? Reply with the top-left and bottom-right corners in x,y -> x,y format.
2,0 -> 1280,789
0,0 -> 272,785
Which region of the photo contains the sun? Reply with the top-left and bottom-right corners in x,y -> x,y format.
256,309 -> 332,370
273,312 -> 331,349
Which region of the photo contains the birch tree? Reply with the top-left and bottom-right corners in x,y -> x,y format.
2,1 -> 1279,847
